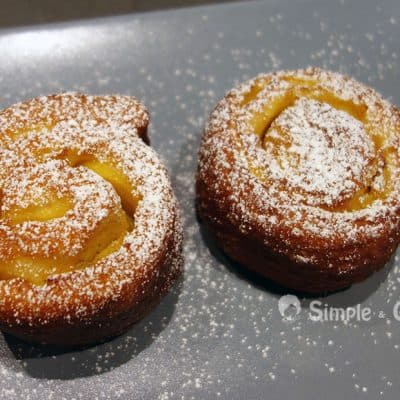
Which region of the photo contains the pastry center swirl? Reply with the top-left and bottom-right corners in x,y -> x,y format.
241,77 -> 392,211
262,98 -> 377,207
0,148 -> 138,285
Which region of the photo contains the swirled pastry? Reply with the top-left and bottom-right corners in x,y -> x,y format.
0,93 -> 182,345
197,68 -> 400,293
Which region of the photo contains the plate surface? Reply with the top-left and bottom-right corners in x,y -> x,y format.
0,0 -> 399,398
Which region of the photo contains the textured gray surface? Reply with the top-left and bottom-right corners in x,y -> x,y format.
0,0 -> 399,398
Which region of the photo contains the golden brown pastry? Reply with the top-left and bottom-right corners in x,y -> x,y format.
197,68 -> 400,294
0,93 -> 182,346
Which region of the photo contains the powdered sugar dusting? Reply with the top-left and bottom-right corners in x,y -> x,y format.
0,93 -> 182,326
0,1 -> 399,399
200,68 -> 400,263
262,97 -> 374,207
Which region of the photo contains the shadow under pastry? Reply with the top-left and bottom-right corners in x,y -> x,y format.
198,219 -> 393,306
2,275 -> 183,380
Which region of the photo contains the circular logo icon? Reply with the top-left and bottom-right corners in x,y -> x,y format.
278,295 -> 301,321
393,301 -> 400,322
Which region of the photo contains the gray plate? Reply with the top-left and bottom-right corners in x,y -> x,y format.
0,0 -> 399,398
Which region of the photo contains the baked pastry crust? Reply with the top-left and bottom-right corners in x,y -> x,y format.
0,93 -> 182,346
197,68 -> 400,294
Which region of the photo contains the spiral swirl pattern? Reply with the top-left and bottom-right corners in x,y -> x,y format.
197,68 -> 400,293
0,93 -> 182,345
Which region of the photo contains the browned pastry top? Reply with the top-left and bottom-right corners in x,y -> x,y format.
198,68 -> 400,271
0,93 -> 182,329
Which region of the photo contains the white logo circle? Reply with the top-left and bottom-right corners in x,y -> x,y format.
278,295 -> 301,321
394,301 -> 400,322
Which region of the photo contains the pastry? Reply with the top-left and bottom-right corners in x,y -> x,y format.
197,68 -> 400,293
0,93 -> 182,346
